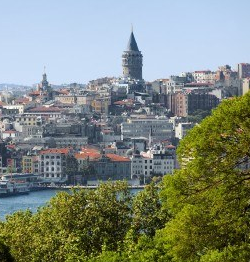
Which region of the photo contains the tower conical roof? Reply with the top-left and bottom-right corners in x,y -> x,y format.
127,31 -> 139,51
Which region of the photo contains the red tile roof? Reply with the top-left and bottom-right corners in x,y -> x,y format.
166,145 -> 176,149
114,99 -> 134,105
3,130 -> 18,134
29,91 -> 41,96
106,154 -> 130,162
75,150 -> 130,162
14,97 -> 30,104
29,106 -> 61,113
0,101 -> 7,106
40,148 -> 71,155
58,89 -> 70,95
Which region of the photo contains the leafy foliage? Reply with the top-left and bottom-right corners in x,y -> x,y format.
131,182 -> 167,240
187,109 -> 212,123
0,237 -> 14,262
159,93 -> 250,261
1,182 -> 132,261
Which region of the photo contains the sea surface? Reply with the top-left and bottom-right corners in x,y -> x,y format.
0,188 -> 141,221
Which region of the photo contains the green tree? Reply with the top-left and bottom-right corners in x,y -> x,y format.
0,238 -> 14,262
65,155 -> 79,184
131,182 -> 167,240
159,93 -> 250,261
187,109 -> 212,123
1,181 -> 132,262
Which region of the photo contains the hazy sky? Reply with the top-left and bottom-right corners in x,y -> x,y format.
0,0 -> 250,85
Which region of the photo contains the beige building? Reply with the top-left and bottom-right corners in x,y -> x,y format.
242,78 -> 250,95
91,97 -> 110,114
15,115 -> 39,126
55,95 -> 76,104
55,94 -> 95,106
22,156 -> 39,174
192,70 -> 216,84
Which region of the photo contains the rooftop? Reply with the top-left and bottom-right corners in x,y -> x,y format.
40,148 -> 71,154
126,31 -> 139,52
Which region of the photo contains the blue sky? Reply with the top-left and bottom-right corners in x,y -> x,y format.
0,0 -> 249,85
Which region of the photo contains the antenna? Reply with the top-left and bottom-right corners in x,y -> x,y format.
131,23 -> 133,32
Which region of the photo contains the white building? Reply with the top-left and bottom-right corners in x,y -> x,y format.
121,118 -> 174,142
175,123 -> 195,140
39,148 -> 72,183
54,137 -> 88,150
192,70 -> 215,83
131,144 -> 175,182
2,130 -> 20,140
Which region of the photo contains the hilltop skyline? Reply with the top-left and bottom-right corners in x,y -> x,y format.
0,0 -> 250,85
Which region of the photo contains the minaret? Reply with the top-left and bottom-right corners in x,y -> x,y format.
122,27 -> 143,80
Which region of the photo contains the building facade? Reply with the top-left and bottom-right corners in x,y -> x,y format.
238,63 -> 250,79
121,118 -> 174,141
39,148 -> 72,183
131,144 -> 175,181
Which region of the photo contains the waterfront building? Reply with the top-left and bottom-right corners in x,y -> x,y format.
22,155 -> 39,174
131,144 -> 175,181
75,148 -> 131,182
39,148 -> 73,183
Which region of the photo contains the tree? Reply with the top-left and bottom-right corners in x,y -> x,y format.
131,182 -> 167,240
0,238 -> 14,262
65,155 -> 79,184
159,93 -> 250,261
1,181 -> 132,262
187,109 -> 212,123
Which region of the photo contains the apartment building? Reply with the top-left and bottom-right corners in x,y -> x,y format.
121,118 -> 174,141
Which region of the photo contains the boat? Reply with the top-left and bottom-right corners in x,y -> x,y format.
1,173 -> 46,192
0,180 -> 30,197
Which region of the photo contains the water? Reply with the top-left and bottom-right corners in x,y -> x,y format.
0,189 -> 68,221
0,188 -> 141,221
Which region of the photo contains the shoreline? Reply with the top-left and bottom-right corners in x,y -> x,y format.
46,185 -> 146,190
